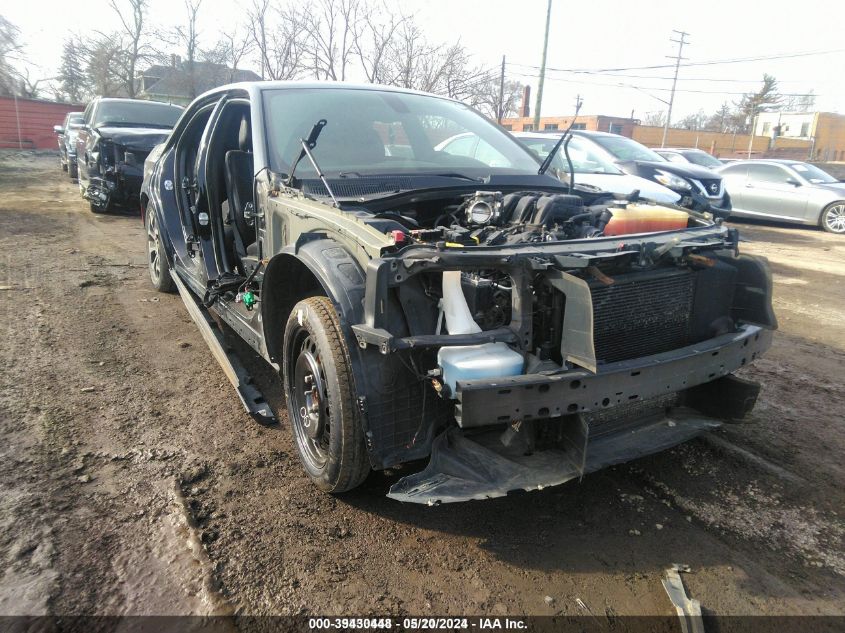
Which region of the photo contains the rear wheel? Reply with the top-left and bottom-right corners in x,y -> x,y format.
146,209 -> 174,292
283,297 -> 370,493
820,202 -> 845,234
69,161 -> 78,179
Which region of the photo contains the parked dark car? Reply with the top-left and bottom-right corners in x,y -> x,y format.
141,82 -> 775,504
76,97 -> 182,213
718,159 -> 845,233
655,147 -> 724,169
53,111 -> 84,178
572,131 -> 732,213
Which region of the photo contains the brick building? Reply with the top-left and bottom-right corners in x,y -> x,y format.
754,112 -> 845,162
500,114 -> 637,137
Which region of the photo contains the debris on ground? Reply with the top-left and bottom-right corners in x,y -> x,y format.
662,564 -> 703,633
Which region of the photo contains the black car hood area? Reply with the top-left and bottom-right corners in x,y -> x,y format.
621,160 -> 721,180
94,126 -> 171,151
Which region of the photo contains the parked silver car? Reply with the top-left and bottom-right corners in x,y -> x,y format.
717,160 -> 845,234
655,148 -> 724,169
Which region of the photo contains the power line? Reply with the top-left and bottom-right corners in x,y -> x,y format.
505,69 -> 820,97
510,47 -> 845,75
505,63 -> 812,83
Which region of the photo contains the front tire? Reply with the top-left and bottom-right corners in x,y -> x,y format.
69,161 -> 78,180
283,297 -> 370,493
820,202 -> 845,234
146,209 -> 174,293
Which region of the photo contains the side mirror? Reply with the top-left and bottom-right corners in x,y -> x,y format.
53,125 -> 64,134
785,178 -> 801,187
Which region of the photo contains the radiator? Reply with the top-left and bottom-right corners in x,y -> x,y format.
590,269 -> 696,364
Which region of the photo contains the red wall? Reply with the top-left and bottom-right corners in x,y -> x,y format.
0,96 -> 85,150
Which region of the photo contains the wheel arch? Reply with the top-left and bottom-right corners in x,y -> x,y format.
818,199 -> 845,231
260,239 -> 367,365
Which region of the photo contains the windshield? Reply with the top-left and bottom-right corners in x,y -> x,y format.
517,136 -> 623,175
789,162 -> 838,184
684,150 -> 723,169
262,88 -> 540,178
94,101 -> 183,128
67,114 -> 84,127
587,134 -> 666,162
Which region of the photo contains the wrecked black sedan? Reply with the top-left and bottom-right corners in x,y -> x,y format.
76,97 -> 182,213
141,82 -> 776,504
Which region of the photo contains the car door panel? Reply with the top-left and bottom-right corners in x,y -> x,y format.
741,165 -> 809,222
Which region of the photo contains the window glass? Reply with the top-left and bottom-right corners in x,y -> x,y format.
518,136 -> 623,174
589,134 -> 665,161
609,123 -> 623,134
663,153 -> 686,163
719,163 -> 747,177
262,88 -> 539,177
94,100 -> 183,128
439,134 -> 477,157
747,164 -> 789,184
790,163 -> 837,183
683,150 -> 722,168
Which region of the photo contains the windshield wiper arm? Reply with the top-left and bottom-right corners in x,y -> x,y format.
538,98 -> 583,194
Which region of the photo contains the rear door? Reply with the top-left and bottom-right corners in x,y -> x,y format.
742,164 -> 809,221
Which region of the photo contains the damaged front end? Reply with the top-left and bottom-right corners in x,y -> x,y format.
85,132 -> 168,211
347,192 -> 776,504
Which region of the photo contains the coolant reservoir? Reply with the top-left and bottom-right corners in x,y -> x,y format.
604,204 -> 690,237
437,271 -> 524,396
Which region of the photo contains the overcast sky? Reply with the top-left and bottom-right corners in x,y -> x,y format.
6,0 -> 845,120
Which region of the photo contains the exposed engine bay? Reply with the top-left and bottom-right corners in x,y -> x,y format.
374,189 -> 700,249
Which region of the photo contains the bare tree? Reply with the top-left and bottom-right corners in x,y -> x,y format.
0,15 -> 24,96
352,3 -> 407,84
248,0 -> 304,80
167,0 -> 203,98
109,0 -> 149,97
642,111 -> 667,127
675,109 -> 707,131
464,75 -> 522,121
205,24 -> 255,82
301,0 -> 361,81
82,34 -> 127,97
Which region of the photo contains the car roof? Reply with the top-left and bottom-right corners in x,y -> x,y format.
194,80 -> 464,105
727,159 -> 807,165
92,97 -> 182,108
659,148 -> 709,153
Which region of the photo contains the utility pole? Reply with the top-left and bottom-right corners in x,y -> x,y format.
497,55 -> 506,124
661,29 -> 689,148
533,0 -> 553,130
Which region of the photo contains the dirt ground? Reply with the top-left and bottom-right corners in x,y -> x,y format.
1,152 -> 844,620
